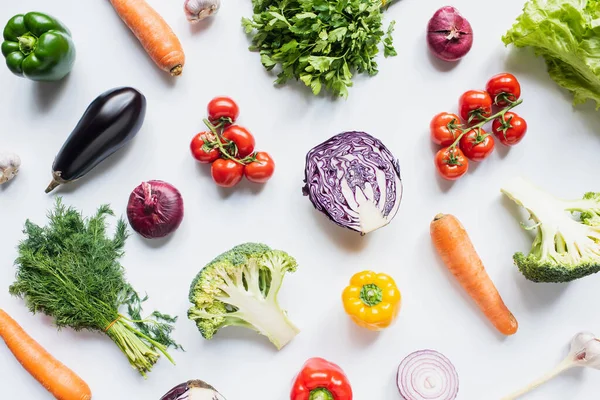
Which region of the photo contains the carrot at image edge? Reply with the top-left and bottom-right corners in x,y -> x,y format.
0,308 -> 92,400
430,213 -> 518,336
109,0 -> 185,76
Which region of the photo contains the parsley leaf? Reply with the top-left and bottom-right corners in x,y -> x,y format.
242,0 -> 397,98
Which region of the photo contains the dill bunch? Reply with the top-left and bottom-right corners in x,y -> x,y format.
9,198 -> 181,377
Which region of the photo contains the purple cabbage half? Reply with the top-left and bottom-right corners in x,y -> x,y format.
160,380 -> 227,400
302,131 -> 402,234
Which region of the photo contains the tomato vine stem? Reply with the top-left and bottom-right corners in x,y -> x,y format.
449,98 -> 523,149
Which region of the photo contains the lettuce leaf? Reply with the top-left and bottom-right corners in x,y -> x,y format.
503,0 -> 600,108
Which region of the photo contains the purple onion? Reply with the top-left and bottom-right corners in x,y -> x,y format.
127,180 -> 184,239
397,349 -> 459,400
427,6 -> 473,62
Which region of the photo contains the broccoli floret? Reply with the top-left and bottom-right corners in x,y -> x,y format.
187,243 -> 299,349
502,177 -> 600,283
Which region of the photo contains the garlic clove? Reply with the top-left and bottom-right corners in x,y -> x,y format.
184,0 -> 221,23
0,152 -> 21,185
570,332 -> 600,369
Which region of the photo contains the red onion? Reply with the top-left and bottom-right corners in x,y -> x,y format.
127,180 -> 184,239
427,6 -> 473,62
397,350 -> 459,400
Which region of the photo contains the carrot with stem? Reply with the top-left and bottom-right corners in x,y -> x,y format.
0,308 -> 92,400
430,214 -> 518,335
109,0 -> 185,76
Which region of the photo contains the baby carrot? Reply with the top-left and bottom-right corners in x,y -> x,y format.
0,308 -> 92,400
109,0 -> 185,76
430,214 -> 518,336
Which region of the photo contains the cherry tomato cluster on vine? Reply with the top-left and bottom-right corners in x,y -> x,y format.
430,73 -> 528,181
190,97 -> 275,188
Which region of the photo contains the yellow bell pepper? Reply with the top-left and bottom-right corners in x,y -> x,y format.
342,270 -> 401,331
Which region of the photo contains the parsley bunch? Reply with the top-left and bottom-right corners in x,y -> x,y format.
10,199 -> 181,376
242,0 -> 397,98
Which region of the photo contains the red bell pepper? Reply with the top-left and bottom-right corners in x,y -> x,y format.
290,357 -> 353,400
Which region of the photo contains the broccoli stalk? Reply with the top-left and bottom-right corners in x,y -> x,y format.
188,243 -> 299,349
501,177 -> 600,283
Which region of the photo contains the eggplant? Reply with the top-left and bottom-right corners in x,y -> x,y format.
45,87 -> 146,193
160,380 -> 227,400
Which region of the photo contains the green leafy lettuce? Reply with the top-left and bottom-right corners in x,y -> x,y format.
503,0 -> 600,107
242,0 -> 397,98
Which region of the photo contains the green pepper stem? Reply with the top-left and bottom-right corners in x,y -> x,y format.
360,283 -> 383,307
309,388 -> 334,400
17,34 -> 37,55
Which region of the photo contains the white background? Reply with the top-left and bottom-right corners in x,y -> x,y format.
1,0 -> 599,399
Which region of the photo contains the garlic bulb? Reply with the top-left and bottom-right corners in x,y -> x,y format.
184,0 -> 220,23
0,152 -> 20,184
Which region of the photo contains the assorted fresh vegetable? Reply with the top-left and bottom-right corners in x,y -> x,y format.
3,0 -> 600,398
46,87 -> 146,193
502,332 -> 600,400
109,0 -> 185,76
501,177 -> 600,283
127,180 -> 184,239
161,380 -> 227,400
184,0 -> 220,23
0,308 -> 92,400
187,243 -> 300,350
342,270 -> 401,331
503,0 -> 600,107
303,131 -> 402,235
9,199 -> 181,376
397,350 -> 459,400
241,0 -> 397,98
2,12 -> 76,81
430,214 -> 518,336
190,97 -> 275,187
427,6 -> 473,62
431,73 -> 526,180
0,151 -> 20,184
291,357 -> 353,400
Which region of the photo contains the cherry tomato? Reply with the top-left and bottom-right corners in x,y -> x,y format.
459,90 -> 492,123
222,125 -> 255,158
211,159 -> 244,187
190,132 -> 220,163
430,112 -> 462,146
486,73 -> 521,107
245,152 -> 275,183
459,128 -> 495,161
435,147 -> 469,181
492,112 -> 527,146
207,97 -> 240,124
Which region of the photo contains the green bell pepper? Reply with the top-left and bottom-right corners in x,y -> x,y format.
1,12 -> 76,81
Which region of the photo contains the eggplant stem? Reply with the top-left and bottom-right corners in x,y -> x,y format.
45,179 -> 61,193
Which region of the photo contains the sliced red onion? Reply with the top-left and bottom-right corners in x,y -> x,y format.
127,180 -> 184,239
397,350 -> 459,400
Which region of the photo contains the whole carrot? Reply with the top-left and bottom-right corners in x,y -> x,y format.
0,309 -> 92,400
109,0 -> 185,76
430,214 -> 518,335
